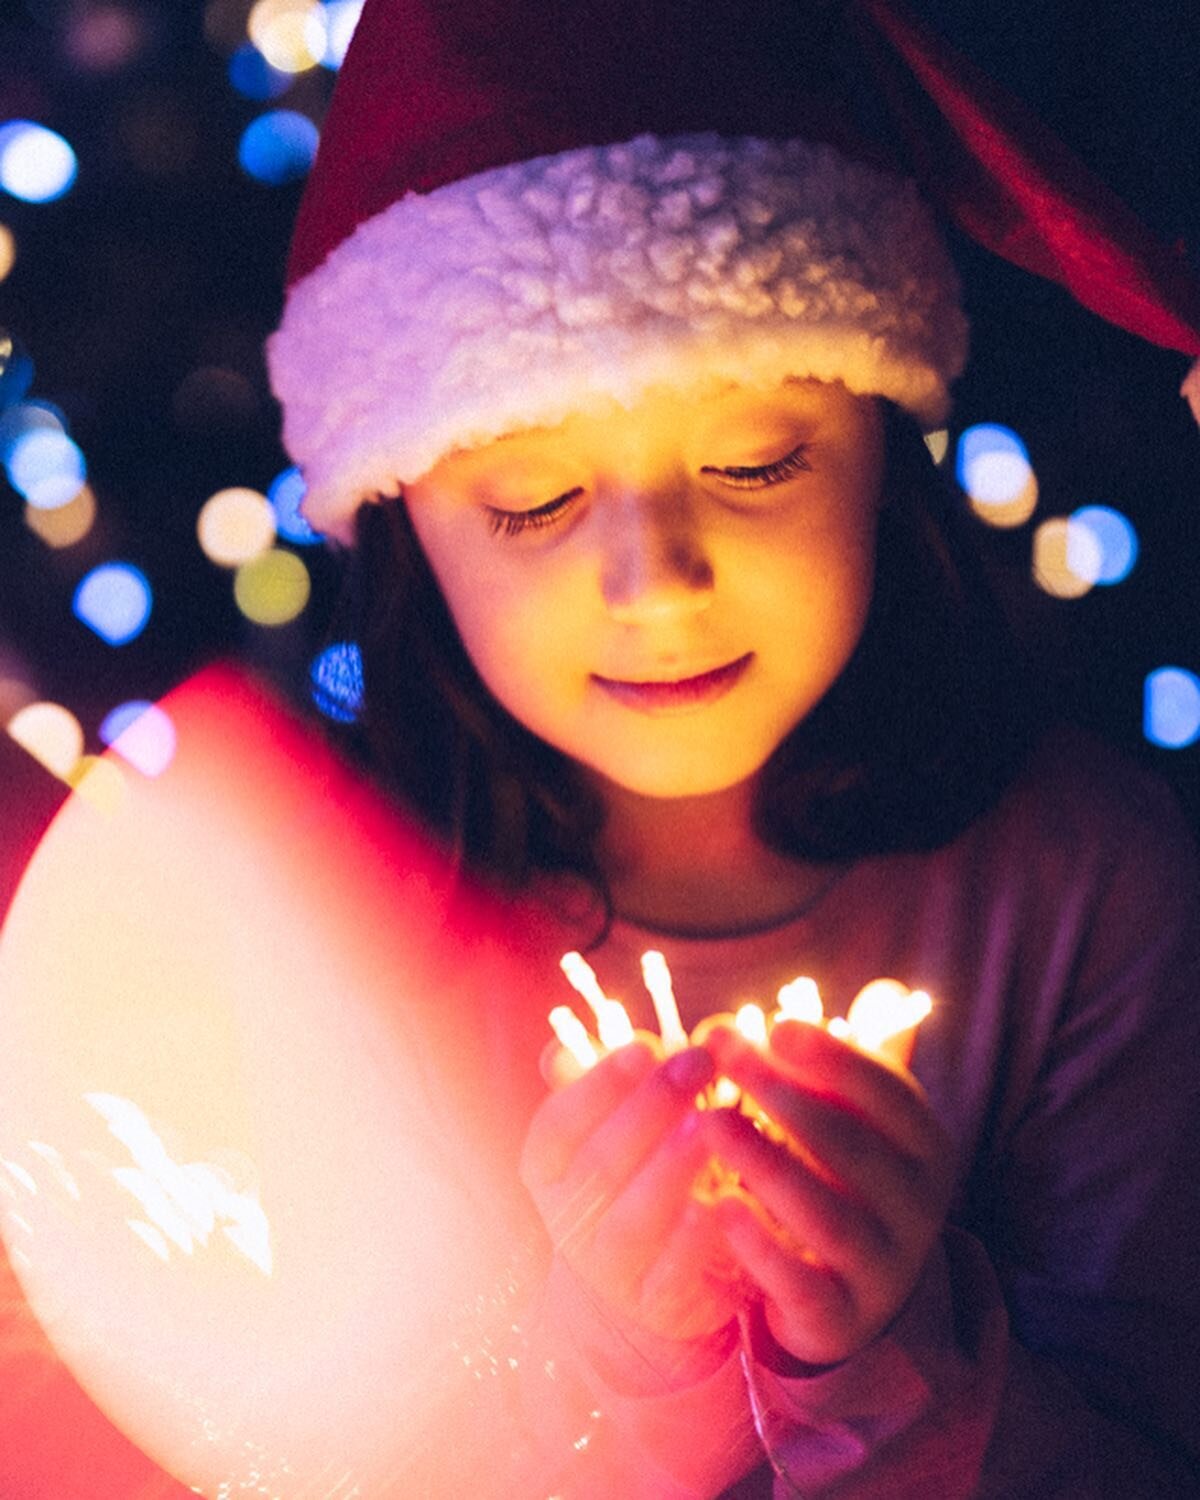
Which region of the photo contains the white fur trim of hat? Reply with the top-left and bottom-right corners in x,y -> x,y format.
267,133 -> 968,543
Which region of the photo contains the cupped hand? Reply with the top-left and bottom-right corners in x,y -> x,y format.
701,1019 -> 954,1368
519,1037 -> 744,1343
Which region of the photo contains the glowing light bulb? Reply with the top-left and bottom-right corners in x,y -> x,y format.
640,950 -> 689,1054
548,1006 -> 600,1072
734,1003 -> 768,1048
775,976 -> 822,1025
559,951 -> 635,1050
844,980 -> 933,1054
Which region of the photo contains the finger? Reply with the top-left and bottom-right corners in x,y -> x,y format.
703,1106 -> 894,1276
563,1046 -> 716,1205
713,1191 -> 853,1366
566,1109 -> 710,1281
710,1022 -> 941,1164
520,1040 -> 656,1188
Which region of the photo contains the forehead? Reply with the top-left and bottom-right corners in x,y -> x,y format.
438,377 -> 870,472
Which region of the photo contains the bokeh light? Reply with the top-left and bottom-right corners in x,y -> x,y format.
957,422 -> 1039,528
197,486 -> 276,566
73,563 -> 154,645
99,700 -> 177,777
228,41 -> 293,100
1144,667 -> 1200,749
268,465 -> 321,544
233,547 -> 311,625
322,0 -> 364,65
1031,517 -> 1096,599
0,329 -> 34,406
7,701 -> 84,779
247,0 -> 327,73
24,482 -> 98,548
1067,505 -> 1139,586
0,225 -> 15,283
0,121 -> 79,203
172,366 -> 259,431
5,427 -> 87,509
310,642 -> 364,723
66,755 -> 128,813
923,428 -> 948,465
237,110 -> 319,185
0,398 -> 66,460
63,4 -> 151,74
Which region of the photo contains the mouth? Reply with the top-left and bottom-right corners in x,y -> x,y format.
591,653 -> 753,713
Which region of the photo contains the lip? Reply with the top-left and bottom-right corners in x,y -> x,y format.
591,653 -> 753,714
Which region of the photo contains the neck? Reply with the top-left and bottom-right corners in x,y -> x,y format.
592,775 -> 839,937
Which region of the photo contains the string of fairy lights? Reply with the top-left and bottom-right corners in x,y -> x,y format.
0,0 -> 1196,809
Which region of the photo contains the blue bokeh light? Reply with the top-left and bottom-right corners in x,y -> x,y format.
956,422 -> 1031,503
0,331 -> 34,410
0,120 -> 78,203
268,464 -> 322,544
1144,667 -> 1200,749
1068,505 -> 1138,586
310,641 -> 364,723
237,110 -> 319,185
73,562 -> 153,645
228,42 -> 293,101
6,426 -> 86,508
322,0 -> 365,67
0,398 -> 67,463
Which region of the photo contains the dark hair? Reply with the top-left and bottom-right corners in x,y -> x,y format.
327,401 -> 1043,901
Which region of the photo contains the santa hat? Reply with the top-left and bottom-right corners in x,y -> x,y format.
267,0 -> 1200,543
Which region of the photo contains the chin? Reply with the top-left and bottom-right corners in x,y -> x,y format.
587,745 -> 775,801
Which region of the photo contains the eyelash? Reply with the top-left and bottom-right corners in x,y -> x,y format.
484,445 -> 811,536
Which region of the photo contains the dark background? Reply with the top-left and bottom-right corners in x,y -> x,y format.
0,0 -> 1197,823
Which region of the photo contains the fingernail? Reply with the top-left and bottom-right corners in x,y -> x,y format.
663,1047 -> 714,1092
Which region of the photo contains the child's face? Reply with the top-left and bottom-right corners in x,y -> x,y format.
404,379 -> 885,800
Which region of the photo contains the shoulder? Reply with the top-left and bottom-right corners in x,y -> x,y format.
977,723 -> 1198,892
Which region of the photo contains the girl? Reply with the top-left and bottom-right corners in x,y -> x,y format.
261,0 -> 1200,1494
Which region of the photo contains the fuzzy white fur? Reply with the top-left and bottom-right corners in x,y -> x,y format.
268,133 -> 968,541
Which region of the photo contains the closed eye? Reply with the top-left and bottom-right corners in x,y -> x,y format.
485,487 -> 585,537
701,444 -> 812,490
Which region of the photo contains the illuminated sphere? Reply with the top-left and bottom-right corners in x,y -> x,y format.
0,666 -> 524,1496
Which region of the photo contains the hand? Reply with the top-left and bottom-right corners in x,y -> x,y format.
701,1019 -> 954,1368
519,1038 -> 744,1343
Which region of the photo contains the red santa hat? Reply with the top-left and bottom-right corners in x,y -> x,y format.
267,0 -> 1200,543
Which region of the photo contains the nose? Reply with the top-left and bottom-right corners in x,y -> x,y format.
600,489 -> 715,625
